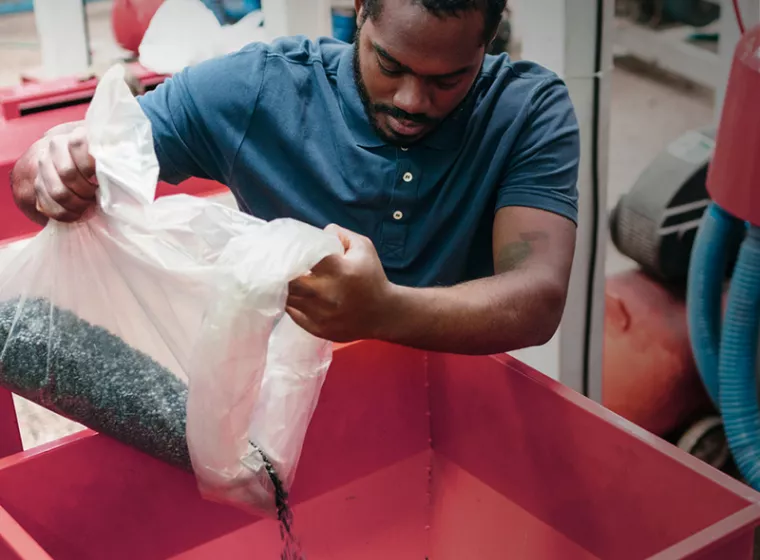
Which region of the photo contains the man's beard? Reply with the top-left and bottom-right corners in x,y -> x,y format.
351,32 -> 478,148
351,43 -> 431,146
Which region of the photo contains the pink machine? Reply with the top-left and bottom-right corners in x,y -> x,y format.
0,342 -> 757,559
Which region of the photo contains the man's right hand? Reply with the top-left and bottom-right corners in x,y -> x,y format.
11,121 -> 98,225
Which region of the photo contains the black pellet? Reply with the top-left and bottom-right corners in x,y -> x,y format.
252,443 -> 305,560
0,297 -> 304,559
0,297 -> 192,470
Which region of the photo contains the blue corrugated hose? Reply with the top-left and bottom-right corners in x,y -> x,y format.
687,203 -> 745,405
718,225 -> 760,487
688,201 -> 760,488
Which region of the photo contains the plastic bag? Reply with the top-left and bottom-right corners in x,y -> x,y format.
0,65 -> 342,516
138,0 -> 268,75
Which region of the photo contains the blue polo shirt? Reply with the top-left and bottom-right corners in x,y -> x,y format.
137,36 -> 580,288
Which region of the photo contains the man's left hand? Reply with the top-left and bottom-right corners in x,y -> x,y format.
286,224 -> 396,343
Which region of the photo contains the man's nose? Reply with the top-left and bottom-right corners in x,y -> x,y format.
392,76 -> 432,118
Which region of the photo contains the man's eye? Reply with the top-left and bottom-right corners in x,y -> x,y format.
435,79 -> 461,91
377,57 -> 403,76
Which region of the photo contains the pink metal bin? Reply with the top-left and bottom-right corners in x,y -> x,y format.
0,341 -> 757,559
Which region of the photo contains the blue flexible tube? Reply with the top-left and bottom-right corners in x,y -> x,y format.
718,226 -> 760,488
687,203 -> 745,405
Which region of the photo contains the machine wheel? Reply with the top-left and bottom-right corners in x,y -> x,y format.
677,416 -> 730,470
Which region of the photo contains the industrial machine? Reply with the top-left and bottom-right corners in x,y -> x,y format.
610,124 -> 746,287
1,341 -> 759,559
609,0 -> 760,480
687,17 -> 760,490
611,127 -> 719,284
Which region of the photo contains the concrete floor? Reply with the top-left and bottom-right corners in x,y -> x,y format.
0,3 -> 716,449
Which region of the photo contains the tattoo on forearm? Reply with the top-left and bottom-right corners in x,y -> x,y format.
496,231 -> 549,273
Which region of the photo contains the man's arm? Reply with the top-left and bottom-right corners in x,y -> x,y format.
10,45 -> 267,224
286,207 -> 575,355
11,121 -> 97,225
377,206 -> 576,354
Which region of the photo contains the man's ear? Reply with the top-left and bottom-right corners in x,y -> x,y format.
354,0 -> 365,24
485,14 -> 504,51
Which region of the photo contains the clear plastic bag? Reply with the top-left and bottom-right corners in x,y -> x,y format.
0,65 -> 342,516
138,0 -> 268,75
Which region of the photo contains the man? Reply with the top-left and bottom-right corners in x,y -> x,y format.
10,0 -> 580,355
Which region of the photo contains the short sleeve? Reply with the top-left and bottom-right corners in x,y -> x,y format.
496,77 -> 580,224
136,42 -> 268,185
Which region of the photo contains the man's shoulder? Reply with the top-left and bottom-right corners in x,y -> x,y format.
482,54 -> 561,80
177,35 -> 348,89
479,54 -> 570,107
255,35 -> 349,74
472,53 -> 577,138
151,35 -> 349,114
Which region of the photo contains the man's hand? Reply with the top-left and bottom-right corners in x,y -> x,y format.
10,121 -> 98,225
286,224 -> 396,343
286,207 -> 575,355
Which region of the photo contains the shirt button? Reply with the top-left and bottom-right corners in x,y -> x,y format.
403,172 -> 413,183
393,210 -> 404,220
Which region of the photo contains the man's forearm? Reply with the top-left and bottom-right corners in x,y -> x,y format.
378,271 -> 567,355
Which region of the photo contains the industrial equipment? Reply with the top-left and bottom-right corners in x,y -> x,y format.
603,270 -> 714,437
609,126 -> 744,285
0,341 -> 758,559
687,18 -> 760,490
609,1 -> 760,476
610,128 -> 718,283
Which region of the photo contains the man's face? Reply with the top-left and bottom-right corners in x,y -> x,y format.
353,0 -> 487,146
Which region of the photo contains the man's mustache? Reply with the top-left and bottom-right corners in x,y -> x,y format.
372,104 -> 436,125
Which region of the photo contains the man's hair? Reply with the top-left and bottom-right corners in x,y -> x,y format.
362,0 -> 507,44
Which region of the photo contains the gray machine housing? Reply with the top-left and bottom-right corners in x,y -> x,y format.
610,128 -> 731,283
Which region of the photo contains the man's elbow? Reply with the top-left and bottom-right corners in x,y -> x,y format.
526,280 -> 568,347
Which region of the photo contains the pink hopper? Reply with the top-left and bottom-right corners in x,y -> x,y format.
0,341 -> 755,559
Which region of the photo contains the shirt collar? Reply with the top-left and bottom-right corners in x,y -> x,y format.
337,45 -> 468,151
